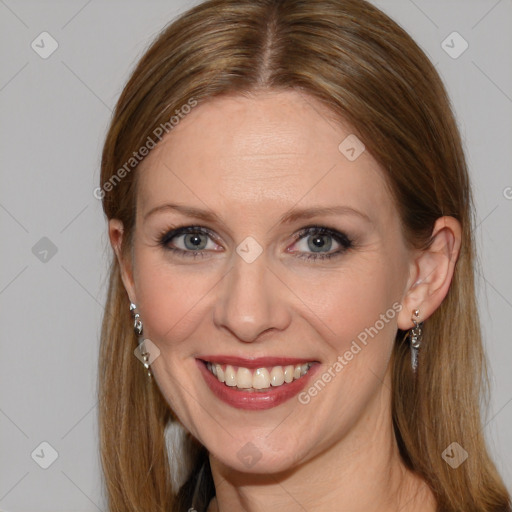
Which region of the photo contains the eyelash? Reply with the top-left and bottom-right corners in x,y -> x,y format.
157,225 -> 353,262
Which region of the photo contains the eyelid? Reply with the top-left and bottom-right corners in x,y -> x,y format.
159,225 -> 221,246
158,224 -> 353,260
286,225 -> 353,258
291,225 -> 352,245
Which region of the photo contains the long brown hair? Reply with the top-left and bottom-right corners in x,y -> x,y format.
98,1 -> 511,511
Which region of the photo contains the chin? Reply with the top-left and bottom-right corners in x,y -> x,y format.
211,448 -> 306,476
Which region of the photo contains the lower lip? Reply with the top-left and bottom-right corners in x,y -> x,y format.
196,359 -> 319,410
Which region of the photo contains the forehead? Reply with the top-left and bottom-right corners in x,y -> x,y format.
136,90 -> 394,223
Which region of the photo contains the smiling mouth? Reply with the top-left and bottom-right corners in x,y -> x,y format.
203,361 -> 314,392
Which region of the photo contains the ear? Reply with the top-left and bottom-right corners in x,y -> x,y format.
108,219 -> 137,304
397,216 -> 462,330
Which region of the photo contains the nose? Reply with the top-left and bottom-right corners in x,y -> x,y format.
213,253 -> 291,343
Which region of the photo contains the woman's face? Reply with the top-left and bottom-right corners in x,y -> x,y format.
116,90 -> 416,474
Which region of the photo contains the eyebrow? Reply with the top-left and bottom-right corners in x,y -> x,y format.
144,203 -> 372,225
144,203 -> 223,223
278,205 -> 371,224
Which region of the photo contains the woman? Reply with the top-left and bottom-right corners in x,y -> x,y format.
97,0 -> 511,511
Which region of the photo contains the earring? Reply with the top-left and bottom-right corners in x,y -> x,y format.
130,302 -> 152,379
409,309 -> 423,373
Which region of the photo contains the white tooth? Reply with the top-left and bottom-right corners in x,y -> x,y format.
216,364 -> 225,383
237,367 -> 253,389
293,365 -> 301,379
270,366 -> 285,386
211,364 -> 217,376
253,368 -> 271,389
224,365 -> 237,386
284,365 -> 294,383
300,363 -> 309,376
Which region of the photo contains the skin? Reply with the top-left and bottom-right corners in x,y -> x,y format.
109,90 -> 461,511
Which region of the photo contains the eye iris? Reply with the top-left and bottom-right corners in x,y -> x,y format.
184,233 -> 207,250
308,234 -> 332,252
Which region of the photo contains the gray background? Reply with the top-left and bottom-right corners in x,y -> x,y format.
0,0 -> 511,510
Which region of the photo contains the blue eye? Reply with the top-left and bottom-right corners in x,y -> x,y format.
290,226 -> 353,261
158,225 -> 353,261
159,226 -> 219,259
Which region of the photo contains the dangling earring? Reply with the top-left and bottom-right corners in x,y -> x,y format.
130,302 -> 152,379
409,309 -> 423,373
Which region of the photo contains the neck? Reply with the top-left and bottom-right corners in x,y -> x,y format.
206,380 -> 436,512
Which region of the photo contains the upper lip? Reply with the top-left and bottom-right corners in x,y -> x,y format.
197,355 -> 316,368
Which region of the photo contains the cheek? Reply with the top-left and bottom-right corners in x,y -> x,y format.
296,264 -> 399,340
132,247 -> 221,351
